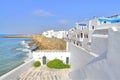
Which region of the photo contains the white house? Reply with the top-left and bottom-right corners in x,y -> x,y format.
42,30 -> 68,39
32,50 -> 70,65
42,30 -> 54,38
69,14 -> 120,80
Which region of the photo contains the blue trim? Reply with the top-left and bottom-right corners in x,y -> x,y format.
98,16 -> 120,24
79,24 -> 87,26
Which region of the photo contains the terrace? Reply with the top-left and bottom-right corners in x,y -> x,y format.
19,65 -> 70,80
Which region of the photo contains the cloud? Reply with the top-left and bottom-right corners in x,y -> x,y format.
33,9 -> 55,17
58,19 -> 68,25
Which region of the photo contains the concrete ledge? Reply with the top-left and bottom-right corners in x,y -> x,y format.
0,59 -> 34,80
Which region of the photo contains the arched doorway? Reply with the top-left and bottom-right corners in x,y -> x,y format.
42,56 -> 46,65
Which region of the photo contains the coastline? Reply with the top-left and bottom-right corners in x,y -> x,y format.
0,38 -> 33,78
0,36 -> 33,77
3,35 -> 33,38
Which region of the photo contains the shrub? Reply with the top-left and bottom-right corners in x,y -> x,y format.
64,64 -> 70,68
34,61 -> 41,67
47,59 -> 70,69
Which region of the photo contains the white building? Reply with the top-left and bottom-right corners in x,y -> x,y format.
69,14 -> 120,80
32,50 -> 70,65
42,30 -> 54,38
66,22 -> 90,50
2,14 -> 120,80
42,30 -> 68,39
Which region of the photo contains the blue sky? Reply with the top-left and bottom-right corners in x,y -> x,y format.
0,0 -> 120,34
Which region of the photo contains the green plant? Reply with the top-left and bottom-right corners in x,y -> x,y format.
47,59 -> 70,69
64,64 -> 70,68
34,61 -> 41,67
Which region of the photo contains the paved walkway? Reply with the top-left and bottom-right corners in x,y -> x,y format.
19,65 -> 70,80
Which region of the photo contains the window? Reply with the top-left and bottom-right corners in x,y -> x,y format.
104,21 -> 106,24
92,26 -> 94,30
66,34 -> 68,37
77,34 -> 80,38
66,57 -> 69,64
84,34 -> 88,38
81,33 -> 83,38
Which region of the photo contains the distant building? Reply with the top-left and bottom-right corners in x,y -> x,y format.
42,30 -> 54,38
42,30 -> 68,39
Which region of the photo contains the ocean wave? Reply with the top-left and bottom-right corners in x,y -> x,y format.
0,38 -> 31,76
20,40 -> 30,48
16,48 -> 31,52
20,40 -> 26,45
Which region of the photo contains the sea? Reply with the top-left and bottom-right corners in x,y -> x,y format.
0,34 -> 32,76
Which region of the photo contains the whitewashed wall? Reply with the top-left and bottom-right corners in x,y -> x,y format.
69,28 -> 120,80
68,43 -> 95,70
107,28 -> 120,80
32,51 -> 70,65
91,36 -> 108,55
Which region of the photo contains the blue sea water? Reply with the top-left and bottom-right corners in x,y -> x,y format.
0,35 -> 31,76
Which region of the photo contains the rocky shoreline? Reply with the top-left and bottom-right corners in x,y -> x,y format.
2,34 -> 66,51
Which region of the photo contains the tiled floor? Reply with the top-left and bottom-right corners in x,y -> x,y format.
19,65 -> 70,80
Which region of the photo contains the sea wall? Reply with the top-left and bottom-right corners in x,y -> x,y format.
0,59 -> 34,80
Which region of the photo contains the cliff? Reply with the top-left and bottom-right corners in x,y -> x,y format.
30,35 -> 66,51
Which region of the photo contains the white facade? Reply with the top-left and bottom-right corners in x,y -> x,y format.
42,30 -> 68,39
32,51 -> 70,65
68,15 -> 120,80
42,30 -> 54,38
66,22 -> 90,50
2,15 -> 120,80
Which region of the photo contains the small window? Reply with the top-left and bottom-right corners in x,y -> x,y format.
77,34 -> 79,38
81,33 -> 83,38
84,34 -> 88,38
66,57 -> 69,64
92,26 -> 94,30
104,21 -> 106,24
66,34 -> 68,37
